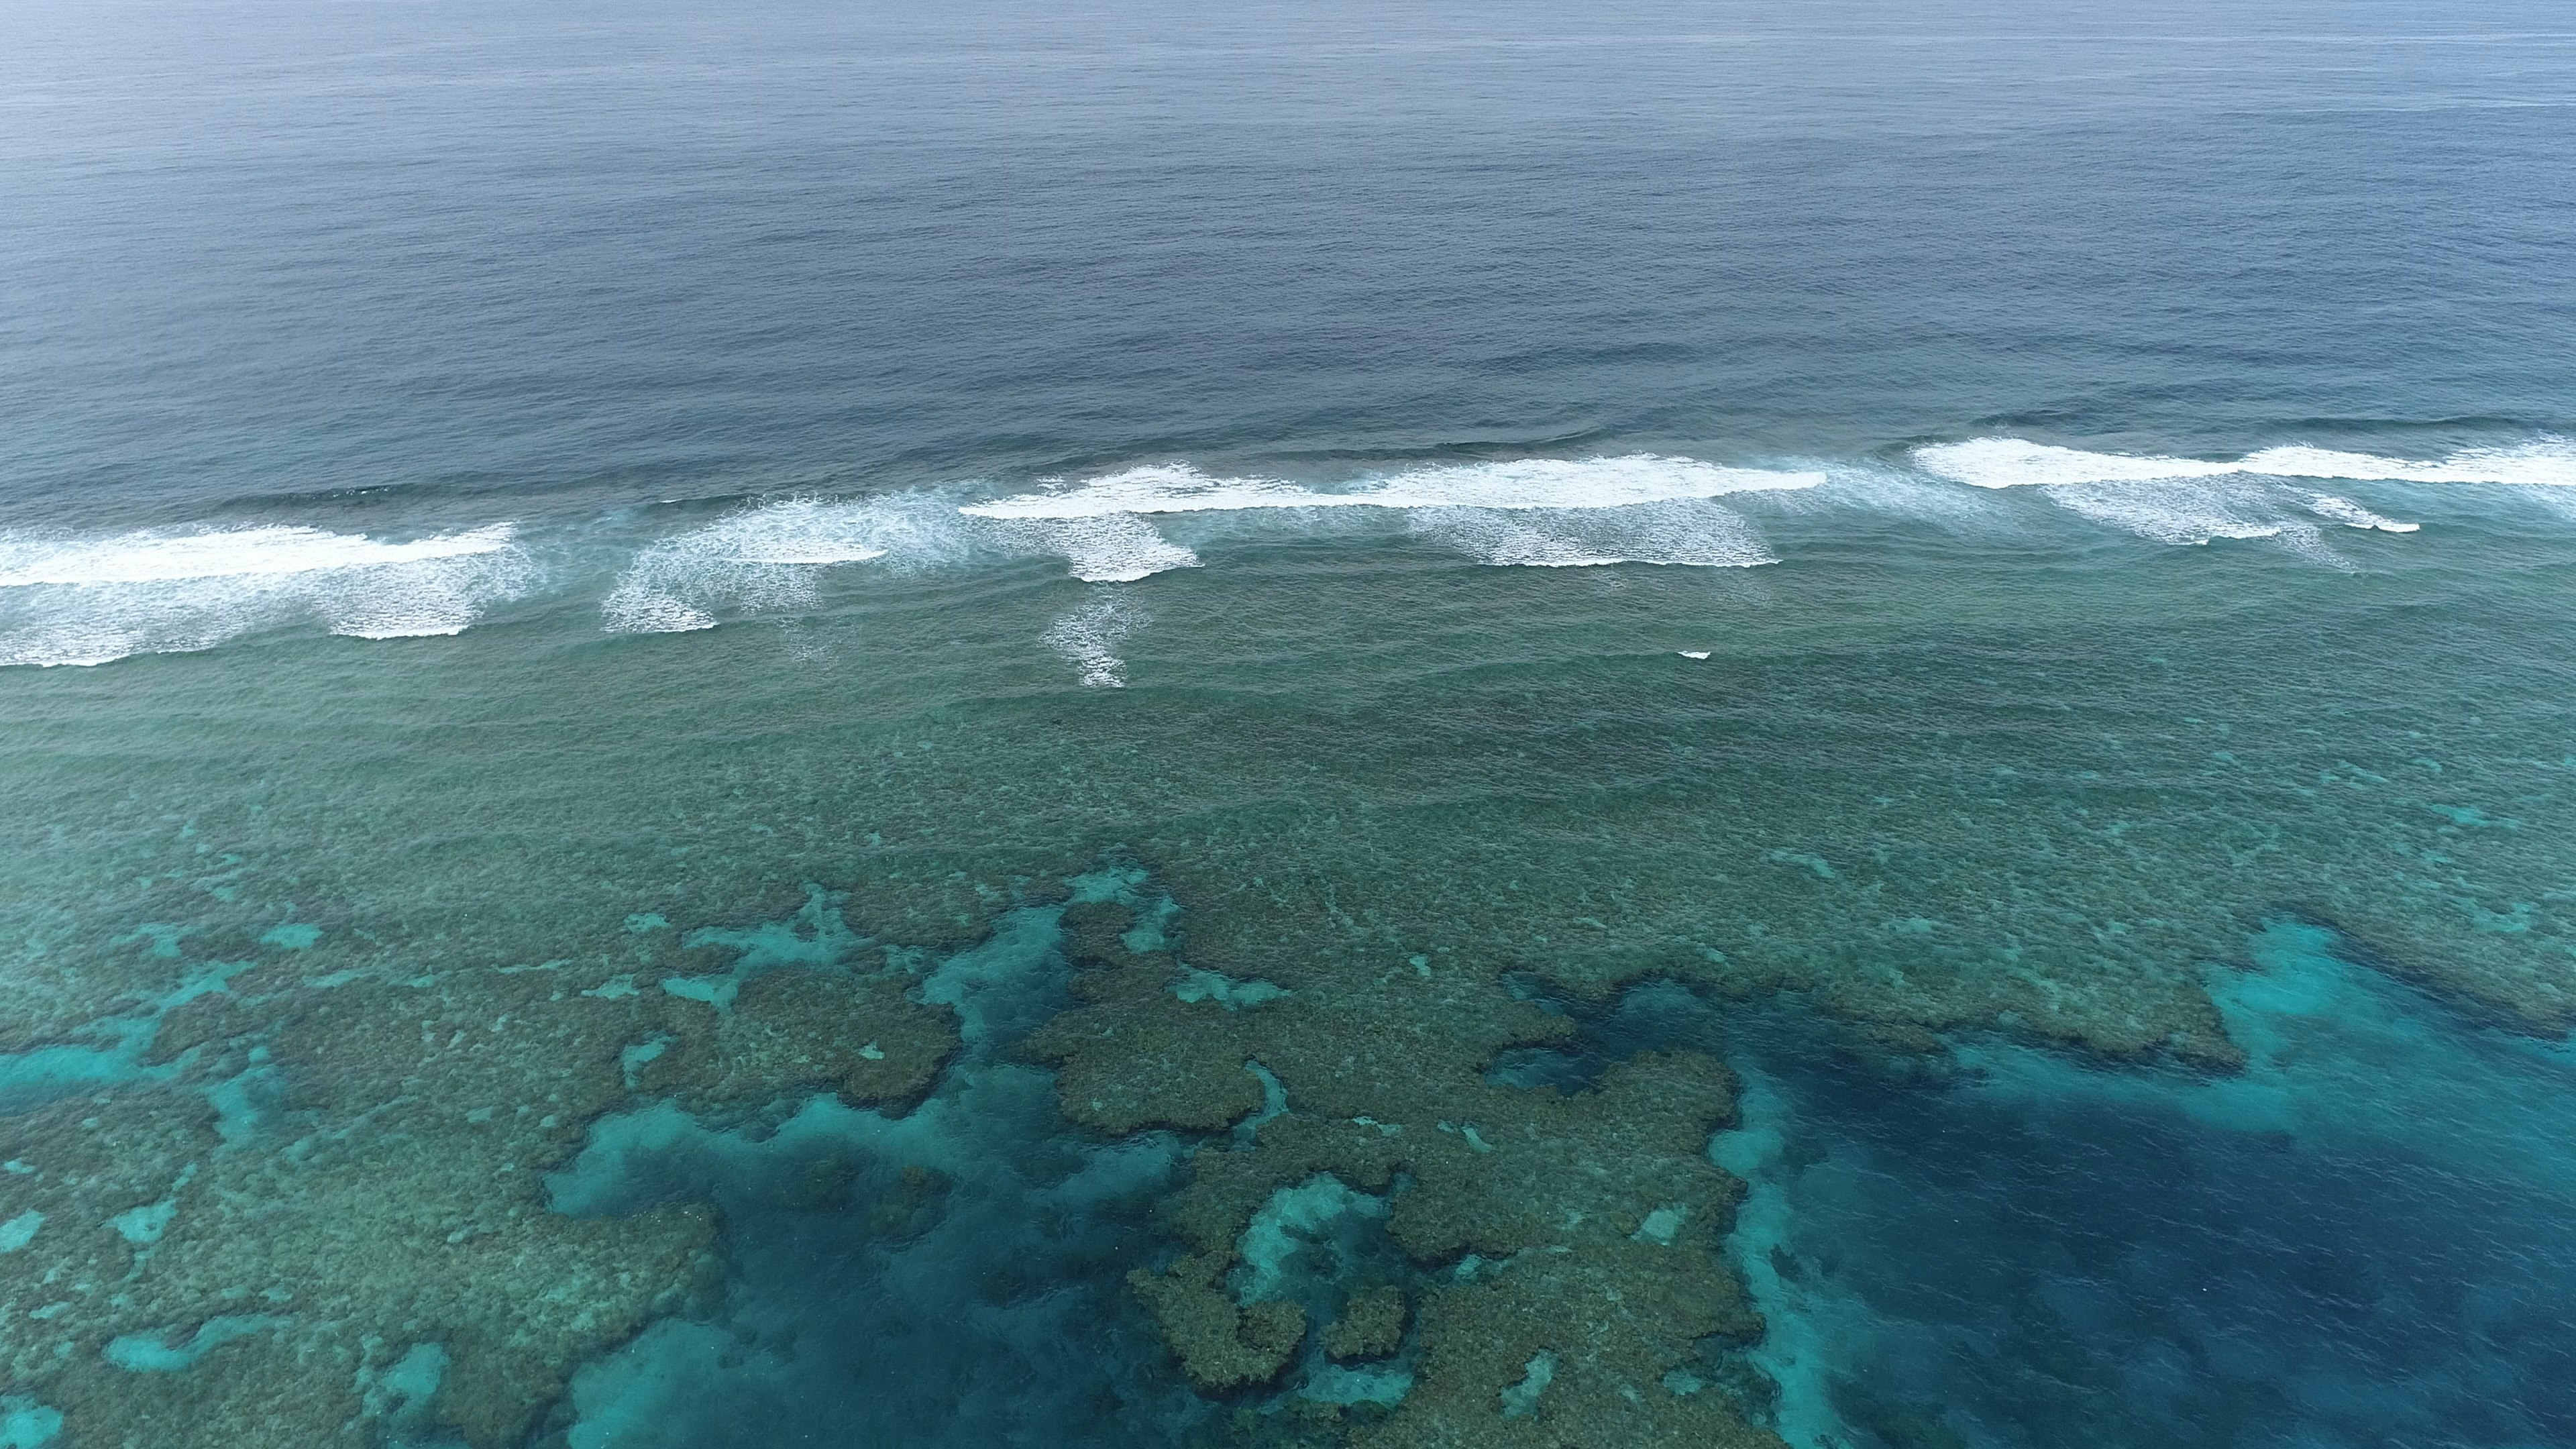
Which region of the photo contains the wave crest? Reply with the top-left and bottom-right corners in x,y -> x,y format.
963,455 -> 1811,577
1917,437 -> 2576,490
602,496 -> 967,634
964,455 -> 1822,520
0,523 -> 533,667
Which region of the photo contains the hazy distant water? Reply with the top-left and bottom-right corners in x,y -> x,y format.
5,3 -> 2576,1448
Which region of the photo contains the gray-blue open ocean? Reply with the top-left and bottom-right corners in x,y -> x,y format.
5,3 -> 2575,1447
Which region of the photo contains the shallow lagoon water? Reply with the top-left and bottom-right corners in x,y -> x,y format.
7,0 -> 2576,1446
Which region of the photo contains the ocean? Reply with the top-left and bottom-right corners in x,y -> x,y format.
3,2 -> 2575,1446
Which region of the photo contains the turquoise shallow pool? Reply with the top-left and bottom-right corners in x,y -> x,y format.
5,2 -> 2575,1446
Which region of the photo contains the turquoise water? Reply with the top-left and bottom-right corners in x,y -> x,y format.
6,2 -> 2576,1446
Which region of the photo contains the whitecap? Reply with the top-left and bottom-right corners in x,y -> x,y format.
963,455 -> 1823,520
604,496 -> 959,635
965,456 -> 1809,574
0,523 -> 533,667
1916,436 -> 2576,490
0,524 -> 519,588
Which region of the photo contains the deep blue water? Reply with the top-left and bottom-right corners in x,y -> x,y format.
1491,922 -> 2576,1449
1720,926 -> 2576,1449
5,3 -> 2576,1448
7,0 -> 2574,529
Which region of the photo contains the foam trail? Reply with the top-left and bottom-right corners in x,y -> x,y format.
1407,498 -> 1774,568
605,496 -> 960,634
2042,484 -> 2302,547
1917,437 -> 2576,490
1041,597 -> 1134,688
962,455 -> 1822,521
1408,510 -> 1620,568
1016,516 -> 1199,583
0,523 -> 532,667
2304,494 -> 2420,533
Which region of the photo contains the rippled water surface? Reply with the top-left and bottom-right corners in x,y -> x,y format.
5,2 -> 2575,1446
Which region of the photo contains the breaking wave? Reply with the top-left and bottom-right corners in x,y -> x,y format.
962,455 -> 1813,578
1902,436 -> 2576,552
2041,484 -> 2333,555
1916,437 -> 2576,490
998,516 -> 1200,584
0,523 -> 533,667
2303,494 -> 2420,533
962,455 -> 1822,520
602,496 -> 965,633
20,435 -> 2568,666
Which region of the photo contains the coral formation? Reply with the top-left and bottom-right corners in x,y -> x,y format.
14,571 -> 2576,1448
1320,1285 -> 1404,1362
1022,902 -> 1266,1135
1055,894 -> 1780,1447
635,965 -> 956,1116
0,885 -> 959,1448
1128,1251 -> 1310,1391
1,991 -> 716,1449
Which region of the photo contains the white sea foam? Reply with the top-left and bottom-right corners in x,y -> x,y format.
604,496 -> 957,634
965,456 -> 1809,576
2304,494 -> 2420,533
1010,515 -> 1201,583
1407,510 -> 1625,568
964,455 -> 1823,521
0,524 -> 518,588
1041,596 -> 1134,688
0,523 -> 533,667
2039,482 -> 2353,566
1406,498 -> 1774,568
1917,436 -> 2576,490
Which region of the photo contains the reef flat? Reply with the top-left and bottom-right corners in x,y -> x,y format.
7,517 -> 2576,1447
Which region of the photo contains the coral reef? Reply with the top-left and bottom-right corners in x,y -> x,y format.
635,965 -> 956,1116
1054,894 -> 1781,1447
0,886 -> 960,1448
1,997 -> 716,1449
1128,1251 -> 1310,1391
1320,1285 -> 1403,1362
1022,906 -> 1267,1134
14,568 -> 2576,1448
